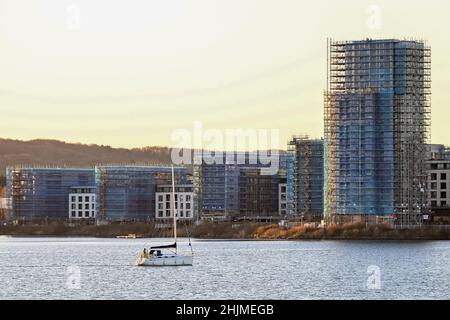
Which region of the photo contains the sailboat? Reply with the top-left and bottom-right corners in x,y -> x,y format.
135,166 -> 194,266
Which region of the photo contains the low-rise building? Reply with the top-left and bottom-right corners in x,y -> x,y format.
6,167 -> 96,223
95,165 -> 188,222
155,184 -> 195,220
427,144 -> 450,223
193,152 -> 285,219
6,165 -> 189,223
238,167 -> 279,216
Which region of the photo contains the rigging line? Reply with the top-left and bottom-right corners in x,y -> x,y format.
183,219 -> 194,255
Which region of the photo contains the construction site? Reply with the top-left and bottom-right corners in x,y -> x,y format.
238,167 -> 279,216
6,167 -> 95,223
324,38 -> 431,225
287,136 -> 324,221
95,165 -> 188,222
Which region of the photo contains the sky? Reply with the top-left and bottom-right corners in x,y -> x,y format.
0,0 -> 449,150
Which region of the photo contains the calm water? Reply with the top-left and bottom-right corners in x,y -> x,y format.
0,237 -> 449,300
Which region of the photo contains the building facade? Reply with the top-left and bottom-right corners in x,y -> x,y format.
324,39 -> 430,224
69,186 -> 96,219
278,182 -> 287,215
427,144 -> 450,223
6,167 -> 95,222
194,153 -> 243,216
238,167 -> 279,216
155,184 -> 195,220
95,165 -> 187,222
287,136 -> 324,220
193,152 -> 284,218
193,163 -> 241,217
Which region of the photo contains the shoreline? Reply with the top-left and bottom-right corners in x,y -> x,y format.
0,235 -> 445,242
1,222 -> 450,241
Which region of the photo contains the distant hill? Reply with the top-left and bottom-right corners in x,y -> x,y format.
0,138 -> 173,174
0,138 -> 286,187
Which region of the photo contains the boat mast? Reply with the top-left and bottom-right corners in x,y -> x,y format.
171,166 -> 177,252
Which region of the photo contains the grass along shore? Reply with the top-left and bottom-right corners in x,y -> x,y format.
1,222 -> 450,240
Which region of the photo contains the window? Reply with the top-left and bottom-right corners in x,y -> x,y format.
166,194 -> 170,201
441,201 -> 447,207
78,196 -> 83,202
78,211 -> 83,217
186,211 -> 190,217
158,195 -> 163,201
91,211 -> 95,217
431,201 -> 437,207
92,204 -> 95,209
186,203 -> 191,209
85,196 -> 90,202
431,173 -> 437,180
78,204 -> 82,210
441,173 -> 447,180
158,203 -> 163,209
85,211 -> 90,217
180,211 -> 184,217
430,191 -> 437,199
158,211 -> 163,217
441,191 -> 447,199
71,196 -> 76,202
85,204 -> 90,209
430,182 -> 437,190
186,195 -> 191,201
441,183 -> 447,190
92,196 -> 95,202
71,211 -> 76,217
71,204 -> 75,209
166,210 -> 170,217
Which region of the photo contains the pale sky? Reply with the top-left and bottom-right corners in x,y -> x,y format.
0,0 -> 449,149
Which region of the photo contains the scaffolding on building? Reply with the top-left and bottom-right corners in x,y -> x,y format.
287,135 -> 324,221
95,165 -> 187,222
324,38 -> 431,225
238,167 -> 279,216
6,167 -> 95,223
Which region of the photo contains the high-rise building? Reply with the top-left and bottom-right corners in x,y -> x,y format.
287,136 -> 324,220
324,39 -> 431,224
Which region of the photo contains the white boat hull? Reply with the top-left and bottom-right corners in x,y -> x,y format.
136,254 -> 193,266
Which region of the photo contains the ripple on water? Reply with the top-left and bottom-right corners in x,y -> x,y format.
0,238 -> 449,299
